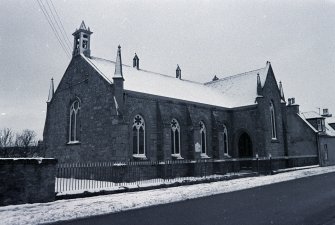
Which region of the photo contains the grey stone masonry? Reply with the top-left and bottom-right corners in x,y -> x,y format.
0,158 -> 57,206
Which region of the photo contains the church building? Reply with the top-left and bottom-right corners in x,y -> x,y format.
43,22 -> 321,170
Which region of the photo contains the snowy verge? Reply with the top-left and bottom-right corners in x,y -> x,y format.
2,166 -> 335,225
55,173 -> 252,197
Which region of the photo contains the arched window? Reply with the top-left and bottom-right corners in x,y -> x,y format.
223,125 -> 229,155
69,99 -> 80,143
270,101 -> 277,139
199,121 -> 207,155
171,119 -> 181,156
132,115 -> 145,156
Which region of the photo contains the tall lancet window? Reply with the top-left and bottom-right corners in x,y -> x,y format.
69,99 -> 81,143
171,119 -> 181,156
199,121 -> 207,156
223,125 -> 229,155
270,101 -> 277,139
132,115 -> 145,156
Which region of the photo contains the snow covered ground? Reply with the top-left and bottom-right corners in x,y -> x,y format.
2,165 -> 335,225
56,174 -> 240,195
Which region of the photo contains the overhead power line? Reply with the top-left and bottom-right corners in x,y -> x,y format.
45,0 -> 72,52
35,0 -> 71,59
49,0 -> 73,48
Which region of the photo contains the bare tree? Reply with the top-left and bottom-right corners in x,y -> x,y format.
0,128 -> 15,157
15,129 -> 37,148
0,128 -> 14,148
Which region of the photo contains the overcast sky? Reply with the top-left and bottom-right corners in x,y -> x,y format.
1,0 -> 335,139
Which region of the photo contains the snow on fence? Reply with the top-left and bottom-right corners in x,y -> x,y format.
55,159 -> 239,194
55,156 -> 317,195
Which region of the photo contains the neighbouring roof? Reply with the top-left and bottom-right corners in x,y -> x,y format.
82,54 -> 270,108
301,111 -> 324,119
297,114 -> 318,133
325,122 -> 335,137
326,117 -> 335,124
301,111 -> 335,137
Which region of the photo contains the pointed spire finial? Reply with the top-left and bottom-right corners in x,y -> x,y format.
279,81 -> 285,100
114,45 -> 123,79
257,73 -> 262,95
133,53 -> 139,69
79,21 -> 87,30
47,78 -> 54,103
176,64 -> 181,79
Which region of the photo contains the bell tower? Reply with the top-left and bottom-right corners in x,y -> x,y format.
72,21 -> 93,57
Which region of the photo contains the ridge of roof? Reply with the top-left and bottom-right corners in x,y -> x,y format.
204,66 -> 267,85
89,56 -> 203,85
301,111 -> 323,119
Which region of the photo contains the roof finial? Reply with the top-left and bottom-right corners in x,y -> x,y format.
279,81 -> 285,100
47,78 -> 54,103
176,64 -> 181,79
79,21 -> 87,30
133,53 -> 139,70
257,73 -> 262,95
114,45 -> 123,79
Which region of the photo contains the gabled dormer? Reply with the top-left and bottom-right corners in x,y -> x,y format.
72,21 -> 93,57
302,111 -> 326,133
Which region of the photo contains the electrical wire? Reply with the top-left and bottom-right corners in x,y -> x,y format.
35,0 -> 71,58
49,0 -> 73,48
45,0 -> 72,53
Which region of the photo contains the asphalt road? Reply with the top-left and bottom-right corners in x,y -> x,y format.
53,172 -> 335,225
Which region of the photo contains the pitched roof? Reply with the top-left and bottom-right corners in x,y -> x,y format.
326,117 -> 335,124
325,122 -> 335,137
82,54 -> 270,108
301,111 -> 335,137
301,111 -> 323,119
297,113 -> 318,133
204,63 -> 270,106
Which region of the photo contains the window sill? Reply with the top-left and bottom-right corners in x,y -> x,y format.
223,154 -> 231,158
271,138 -> 279,143
67,141 -> 81,145
132,154 -> 147,160
201,154 -> 211,159
171,154 -> 184,160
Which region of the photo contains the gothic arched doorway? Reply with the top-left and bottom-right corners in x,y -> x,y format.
238,132 -> 252,158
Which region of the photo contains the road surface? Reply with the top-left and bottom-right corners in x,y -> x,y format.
52,172 -> 335,225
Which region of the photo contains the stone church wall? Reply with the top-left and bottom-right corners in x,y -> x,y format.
44,56 -> 318,166
44,56 -> 127,163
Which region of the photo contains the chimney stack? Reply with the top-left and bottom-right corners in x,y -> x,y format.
322,108 -> 332,117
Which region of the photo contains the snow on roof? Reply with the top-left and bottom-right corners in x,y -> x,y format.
326,117 -> 335,124
204,63 -> 270,107
325,122 -> 335,137
297,113 -> 318,133
300,112 -> 335,136
82,55 -> 263,108
301,111 -> 323,119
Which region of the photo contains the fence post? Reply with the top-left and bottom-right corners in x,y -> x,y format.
269,153 -> 272,175
256,154 -> 259,175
